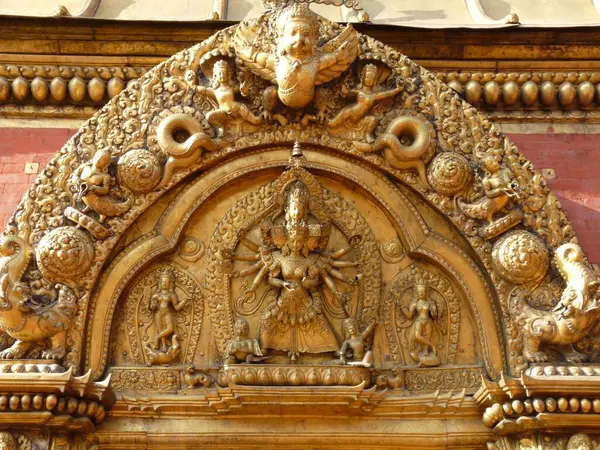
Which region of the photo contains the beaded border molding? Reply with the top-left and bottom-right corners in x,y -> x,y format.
2,64 -> 600,121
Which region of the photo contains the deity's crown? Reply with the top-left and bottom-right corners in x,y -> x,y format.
213,59 -> 230,72
276,2 -> 320,35
160,268 -> 175,281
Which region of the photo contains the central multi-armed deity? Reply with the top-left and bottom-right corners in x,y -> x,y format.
230,149 -> 364,361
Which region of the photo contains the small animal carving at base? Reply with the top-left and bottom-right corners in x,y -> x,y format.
183,365 -> 213,389
145,334 -> 181,366
224,318 -> 269,364
374,369 -> 405,390
514,243 -> 600,364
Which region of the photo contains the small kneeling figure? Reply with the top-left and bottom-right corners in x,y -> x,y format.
225,318 -> 269,364
338,317 -> 376,367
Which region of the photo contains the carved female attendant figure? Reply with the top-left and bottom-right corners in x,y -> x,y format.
148,270 -> 187,351
458,155 -> 520,225
72,149 -> 131,223
328,63 -> 403,143
401,282 -> 440,367
195,59 -> 265,135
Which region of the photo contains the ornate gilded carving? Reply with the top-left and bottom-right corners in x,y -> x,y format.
384,266 -> 459,367
144,269 -> 187,365
183,365 -> 213,389
374,369 -> 404,390
457,154 -> 523,239
196,58 -> 268,135
116,149 -> 162,194
358,112 -> 436,186
379,238 -> 405,264
225,154 -> 367,361
328,62 -> 402,142
224,318 -> 268,364
156,113 -> 219,188
399,277 -> 441,367
178,236 -> 205,263
0,432 -> 18,450
2,4 -> 598,447
427,152 -> 473,196
36,227 -> 94,284
110,367 -> 180,391
404,366 -> 483,391
492,231 -> 549,285
219,364 -> 370,387
338,317 -> 376,367
234,2 -> 358,109
8,64 -> 600,123
488,434 -> 598,450
124,264 -> 203,367
0,236 -> 76,360
70,149 -> 132,224
514,243 -> 600,363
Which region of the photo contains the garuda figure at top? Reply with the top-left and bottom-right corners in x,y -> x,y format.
234,1 -> 358,111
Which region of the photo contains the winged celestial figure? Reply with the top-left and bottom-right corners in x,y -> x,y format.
234,2 -> 359,113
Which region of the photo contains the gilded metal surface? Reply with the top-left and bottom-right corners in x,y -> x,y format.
0,0 -> 598,448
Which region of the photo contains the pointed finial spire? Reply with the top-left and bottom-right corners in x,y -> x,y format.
292,140 -> 304,158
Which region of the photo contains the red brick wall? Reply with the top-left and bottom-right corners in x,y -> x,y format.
0,128 -> 598,261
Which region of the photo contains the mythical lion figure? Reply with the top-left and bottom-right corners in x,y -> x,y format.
515,243 -> 600,363
0,236 -> 76,360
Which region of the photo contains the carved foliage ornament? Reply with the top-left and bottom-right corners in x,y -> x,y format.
0,0 -> 584,376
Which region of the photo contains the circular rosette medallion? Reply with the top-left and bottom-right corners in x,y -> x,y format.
492,231 -> 549,285
117,149 -> 162,194
36,226 -> 94,283
427,152 -> 473,196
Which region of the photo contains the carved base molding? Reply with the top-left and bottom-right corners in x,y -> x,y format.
0,363 -> 113,449
218,364 -> 371,387
476,365 -> 600,449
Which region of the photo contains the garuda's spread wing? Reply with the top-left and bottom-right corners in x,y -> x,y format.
316,25 -> 359,85
233,25 -> 278,84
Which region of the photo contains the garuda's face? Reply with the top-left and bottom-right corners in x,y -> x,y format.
281,19 -> 316,60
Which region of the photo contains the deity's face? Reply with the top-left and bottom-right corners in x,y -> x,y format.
93,150 -> 111,170
415,285 -> 427,299
214,64 -> 230,85
281,19 -> 316,60
483,156 -> 500,173
362,67 -> 378,87
159,275 -> 174,290
343,320 -> 357,338
288,232 -> 305,252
